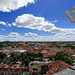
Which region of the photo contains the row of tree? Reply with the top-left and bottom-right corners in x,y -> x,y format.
49,52 -> 74,65
66,44 -> 75,49
0,52 -> 6,63
10,52 -> 43,66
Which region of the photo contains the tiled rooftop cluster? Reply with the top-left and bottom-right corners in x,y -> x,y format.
1,42 -> 75,57
0,42 -> 75,75
53,66 -> 75,75
41,50 -> 56,56
0,64 -> 29,75
41,60 -> 71,75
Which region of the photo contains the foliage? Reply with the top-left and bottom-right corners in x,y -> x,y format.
31,63 -> 44,67
11,52 -> 15,57
66,44 -> 75,49
11,56 -> 17,63
38,52 -> 43,57
3,60 -> 7,64
0,52 -> 6,59
0,44 -> 4,48
40,71 -> 46,75
0,59 -> 2,63
53,52 -> 73,65
7,60 -> 11,65
24,58 -> 30,66
27,52 -> 43,58
5,52 -> 43,66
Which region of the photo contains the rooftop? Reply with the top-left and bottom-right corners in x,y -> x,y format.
53,66 -> 75,75
14,49 -> 27,53
53,68 -> 75,75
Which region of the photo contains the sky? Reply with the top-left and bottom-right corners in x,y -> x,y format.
0,0 -> 75,41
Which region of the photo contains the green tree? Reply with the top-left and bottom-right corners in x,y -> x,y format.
24,58 -> 30,66
11,52 -> 15,57
54,52 -> 73,65
16,54 -> 21,59
0,59 -> 2,63
7,60 -> 11,65
12,56 -> 17,63
3,60 -> 7,64
0,52 -> 6,59
38,52 -> 43,57
21,53 -> 24,57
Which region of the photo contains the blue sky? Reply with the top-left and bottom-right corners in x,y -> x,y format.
0,0 -> 75,41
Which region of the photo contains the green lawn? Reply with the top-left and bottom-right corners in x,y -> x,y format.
31,63 -> 44,67
23,72 -> 30,75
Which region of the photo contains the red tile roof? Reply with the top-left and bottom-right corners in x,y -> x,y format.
41,50 -> 56,56
42,60 -> 71,75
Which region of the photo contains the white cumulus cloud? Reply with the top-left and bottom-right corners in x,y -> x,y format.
8,23 -> 11,27
8,32 -> 20,37
25,32 -> 38,37
0,21 -> 12,27
12,14 -> 56,32
0,21 -> 6,25
1,29 -> 5,31
12,14 -> 75,34
0,32 -> 75,41
0,0 -> 35,12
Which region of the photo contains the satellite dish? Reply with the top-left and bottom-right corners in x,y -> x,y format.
66,6 -> 75,22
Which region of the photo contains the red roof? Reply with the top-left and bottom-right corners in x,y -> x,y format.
0,50 -> 2,52
44,60 -> 71,75
41,50 -> 56,56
